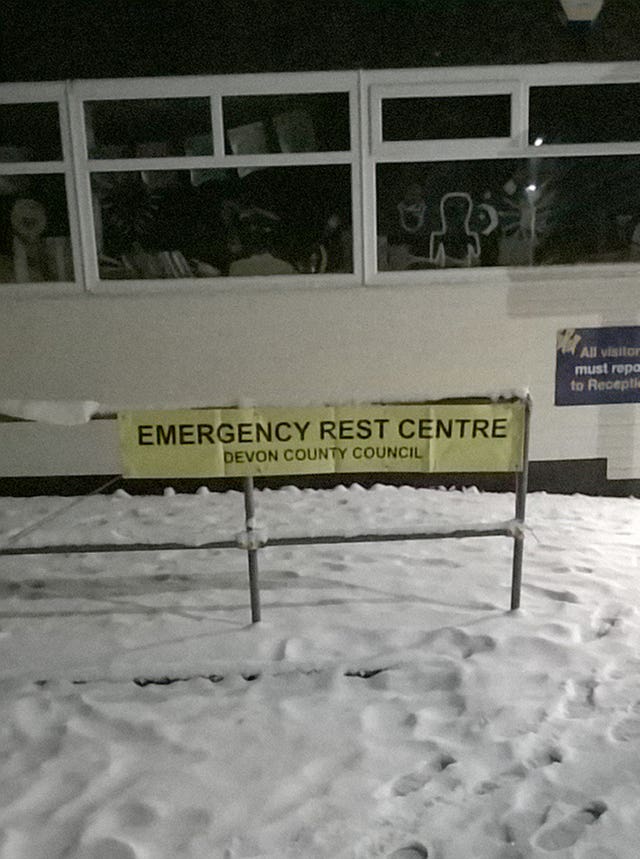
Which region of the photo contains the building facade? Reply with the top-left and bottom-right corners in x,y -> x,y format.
2,7 -> 639,493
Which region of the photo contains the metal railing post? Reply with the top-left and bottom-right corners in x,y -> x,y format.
243,475 -> 262,623
510,395 -> 531,610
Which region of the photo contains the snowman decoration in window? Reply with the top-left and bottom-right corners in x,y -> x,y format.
10,198 -> 50,281
3,197 -> 71,283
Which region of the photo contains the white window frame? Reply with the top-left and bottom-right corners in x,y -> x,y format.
3,63 -> 640,298
362,62 -> 640,287
0,81 -> 83,298
68,71 -> 362,294
370,80 -> 522,161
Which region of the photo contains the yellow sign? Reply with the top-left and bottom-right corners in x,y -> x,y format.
117,402 -> 525,478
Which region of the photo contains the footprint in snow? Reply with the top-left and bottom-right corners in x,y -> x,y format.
561,677 -> 598,719
323,560 -> 350,572
423,626 -> 496,659
385,753 -> 456,797
534,801 -> 607,852
610,715 -> 640,742
524,583 -> 580,603
389,843 -> 429,858
79,839 -> 137,859
591,602 -> 634,639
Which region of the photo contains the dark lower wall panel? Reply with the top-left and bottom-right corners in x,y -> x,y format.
0,460 -> 637,498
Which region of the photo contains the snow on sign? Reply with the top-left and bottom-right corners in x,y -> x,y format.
556,326 -> 640,405
117,401 -> 526,478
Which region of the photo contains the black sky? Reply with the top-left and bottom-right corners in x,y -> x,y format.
1,0 -> 640,82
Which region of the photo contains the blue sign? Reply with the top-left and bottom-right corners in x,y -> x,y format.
556,326 -> 640,405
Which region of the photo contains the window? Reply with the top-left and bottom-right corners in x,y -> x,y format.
84,98 -> 213,159
75,76 -> 358,287
223,92 -> 350,153
382,94 -> 511,141
377,156 -> 640,271
529,83 -> 640,145
91,165 -> 353,279
0,174 -> 74,283
4,66 -> 640,293
0,90 -> 76,287
367,69 -> 640,277
0,102 -> 62,161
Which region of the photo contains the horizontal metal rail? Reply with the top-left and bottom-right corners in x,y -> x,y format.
0,539 -> 239,556
0,523 -> 516,557
264,525 -> 516,546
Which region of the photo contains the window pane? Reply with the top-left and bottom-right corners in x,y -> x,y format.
377,156 -> 640,270
92,165 -> 352,279
529,84 -> 640,144
0,103 -> 62,161
0,174 -> 74,283
85,98 -> 213,159
223,93 -> 350,154
382,95 -> 511,141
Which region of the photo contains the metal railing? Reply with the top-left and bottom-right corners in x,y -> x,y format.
0,397 -> 531,622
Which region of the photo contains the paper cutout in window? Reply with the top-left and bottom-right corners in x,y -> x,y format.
397,184 -> 427,235
228,207 -> 295,276
184,133 -> 218,187
499,178 -> 554,266
429,192 -> 480,267
136,141 -> 177,190
227,121 -> 268,178
273,109 -> 317,153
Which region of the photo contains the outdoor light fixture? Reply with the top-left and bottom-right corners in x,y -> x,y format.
558,0 -> 604,30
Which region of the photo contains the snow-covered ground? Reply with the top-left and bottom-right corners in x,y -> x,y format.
0,484 -> 639,859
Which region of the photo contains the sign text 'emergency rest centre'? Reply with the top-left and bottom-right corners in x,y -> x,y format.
118,402 -> 525,478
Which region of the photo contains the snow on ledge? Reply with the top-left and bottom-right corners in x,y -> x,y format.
0,399 -> 101,425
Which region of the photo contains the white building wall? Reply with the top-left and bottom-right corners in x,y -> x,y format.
2,272 -> 637,478
2,65 -> 640,481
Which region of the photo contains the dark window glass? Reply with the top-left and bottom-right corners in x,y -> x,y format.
0,174 -> 74,283
223,93 -> 350,154
529,84 -> 640,144
0,103 -> 62,161
382,95 -> 511,141
85,98 -> 213,159
92,165 -> 352,279
376,156 -> 640,271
